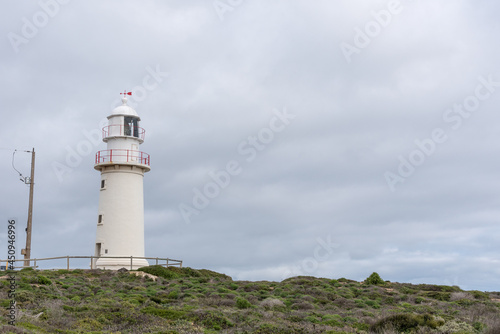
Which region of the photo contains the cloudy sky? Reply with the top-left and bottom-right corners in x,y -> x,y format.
1,0 -> 500,291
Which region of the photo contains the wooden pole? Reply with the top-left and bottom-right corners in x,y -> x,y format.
23,148 -> 35,268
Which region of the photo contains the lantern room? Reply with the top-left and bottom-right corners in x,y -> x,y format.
95,95 -> 150,169
102,99 -> 145,143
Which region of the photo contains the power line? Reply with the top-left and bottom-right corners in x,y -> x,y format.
11,149 -> 32,184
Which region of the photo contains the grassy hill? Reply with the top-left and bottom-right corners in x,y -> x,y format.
1,266 -> 500,333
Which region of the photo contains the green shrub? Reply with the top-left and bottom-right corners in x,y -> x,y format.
141,306 -> 186,320
150,296 -> 163,304
0,299 -> 11,307
168,289 -> 180,299
56,269 -> 70,275
37,275 -> 52,285
197,269 -> 232,281
236,297 -> 252,309
16,290 -> 36,303
384,296 -> 395,305
473,321 -> 485,332
337,277 -> 354,283
138,265 -> 180,279
424,291 -> 450,301
322,314 -> 342,326
371,314 -> 420,333
400,286 -> 415,294
62,305 -> 89,312
20,267 -> 35,272
470,290 -> 489,300
365,272 -> 385,285
417,284 -> 461,292
181,267 -> 201,277
371,313 -> 444,333
454,298 -> 474,306
355,299 -> 365,308
70,296 -> 81,303
305,314 -> 321,324
365,299 -> 380,309
74,317 -> 103,331
190,310 -> 234,330
255,323 -> 305,334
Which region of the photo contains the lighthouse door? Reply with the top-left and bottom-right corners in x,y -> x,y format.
95,243 -> 101,257
94,243 -> 102,268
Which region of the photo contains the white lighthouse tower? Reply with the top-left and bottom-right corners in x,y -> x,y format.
93,92 -> 150,270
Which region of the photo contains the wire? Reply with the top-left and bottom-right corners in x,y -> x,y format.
12,150 -> 26,182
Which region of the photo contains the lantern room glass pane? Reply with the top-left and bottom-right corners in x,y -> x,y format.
124,117 -> 139,137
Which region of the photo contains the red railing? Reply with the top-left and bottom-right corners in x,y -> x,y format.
95,149 -> 150,166
102,125 -> 145,140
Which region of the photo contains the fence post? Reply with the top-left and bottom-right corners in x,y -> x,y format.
67,256 -> 70,270
130,256 -> 133,271
34,258 -> 37,269
90,256 -> 93,270
155,258 -> 158,265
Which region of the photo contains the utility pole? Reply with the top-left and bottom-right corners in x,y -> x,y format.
23,148 -> 35,267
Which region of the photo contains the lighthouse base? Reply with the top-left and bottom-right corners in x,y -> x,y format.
94,257 -> 149,270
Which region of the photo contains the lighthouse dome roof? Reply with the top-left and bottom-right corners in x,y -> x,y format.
109,97 -> 139,118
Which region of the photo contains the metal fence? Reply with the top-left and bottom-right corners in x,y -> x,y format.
0,256 -> 182,271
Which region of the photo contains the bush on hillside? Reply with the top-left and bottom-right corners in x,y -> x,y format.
371,313 -> 444,333
365,272 -> 384,285
138,265 -> 180,279
138,265 -> 233,281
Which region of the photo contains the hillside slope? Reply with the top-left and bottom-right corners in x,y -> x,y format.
1,266 -> 500,333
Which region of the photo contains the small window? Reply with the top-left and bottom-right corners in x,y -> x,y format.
101,180 -> 106,189
105,249 -> 108,254
98,214 -> 103,224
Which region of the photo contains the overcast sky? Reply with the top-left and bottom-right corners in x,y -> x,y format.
1,0 -> 500,291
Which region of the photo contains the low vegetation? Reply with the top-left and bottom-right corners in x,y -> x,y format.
1,268 -> 499,333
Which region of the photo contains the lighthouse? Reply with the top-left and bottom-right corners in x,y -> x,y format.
93,92 -> 150,270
